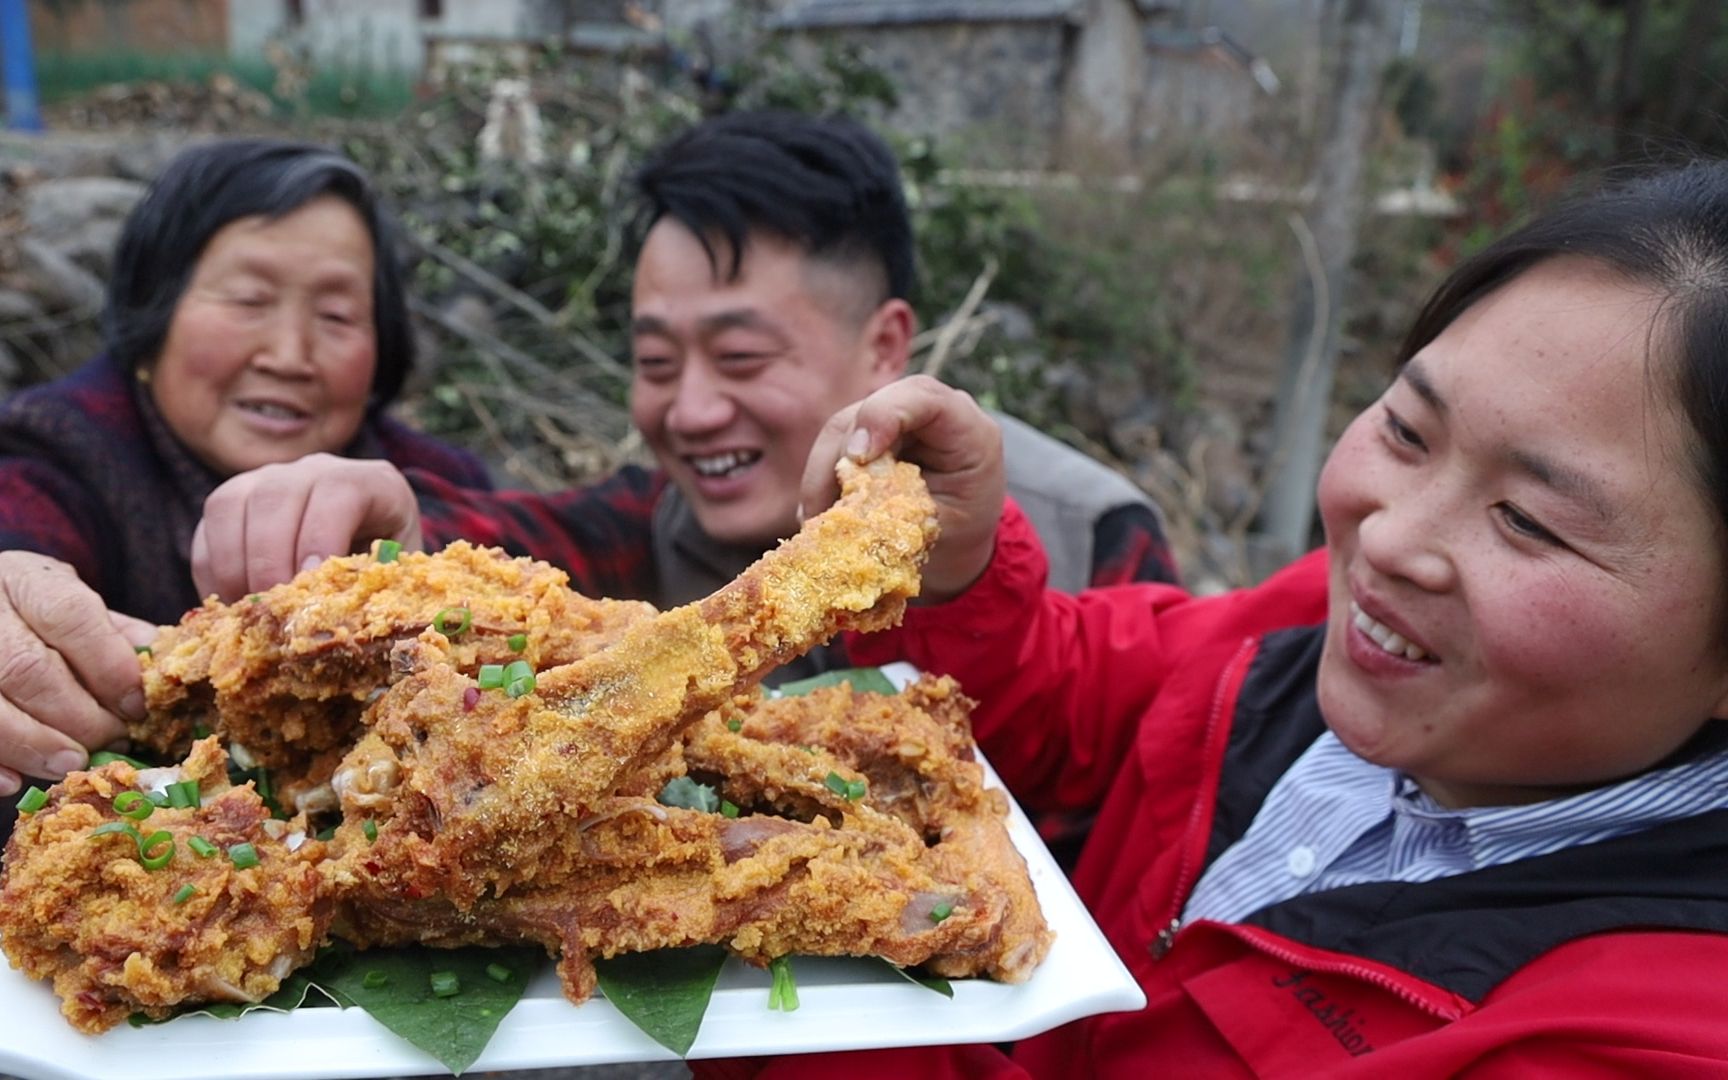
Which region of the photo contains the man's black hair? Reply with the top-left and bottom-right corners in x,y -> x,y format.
104,138 -> 415,412
632,110 -> 916,304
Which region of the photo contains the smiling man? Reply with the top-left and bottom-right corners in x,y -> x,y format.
623,110 -> 1178,619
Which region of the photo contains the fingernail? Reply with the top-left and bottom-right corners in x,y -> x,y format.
119,688 -> 146,722
300,555 -> 323,573
47,750 -> 87,777
795,502 -> 806,524
846,429 -> 871,460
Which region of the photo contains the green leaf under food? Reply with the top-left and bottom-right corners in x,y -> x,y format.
773,666 -> 898,697
593,945 -> 727,1058
657,775 -> 720,813
305,942 -> 541,1075
871,957 -> 955,998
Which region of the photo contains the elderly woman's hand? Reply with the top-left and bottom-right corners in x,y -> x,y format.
191,453 -> 425,603
801,375 -> 1006,604
0,552 -> 157,795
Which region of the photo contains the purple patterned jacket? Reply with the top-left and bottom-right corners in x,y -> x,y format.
0,353 -> 493,625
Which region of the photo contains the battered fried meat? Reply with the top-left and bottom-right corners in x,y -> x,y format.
324,457 -> 939,907
5,457 -> 1054,1034
0,739 -> 331,1033
334,678 -> 1051,1004
136,540 -> 655,798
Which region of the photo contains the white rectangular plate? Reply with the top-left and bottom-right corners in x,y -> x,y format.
0,664 -> 1144,1079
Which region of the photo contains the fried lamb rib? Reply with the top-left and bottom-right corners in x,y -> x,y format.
325,456 -> 940,908
0,738 -> 331,1033
137,540 -> 656,805
333,677 -> 1052,1005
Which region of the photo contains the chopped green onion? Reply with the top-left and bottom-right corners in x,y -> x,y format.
433,606 -> 472,637
90,821 -> 140,842
727,718 -> 743,733
172,884 -> 197,905
375,539 -> 402,563
248,594 -> 262,603
227,842 -> 259,870
139,831 -> 174,870
133,645 -> 153,657
362,970 -> 389,990
17,786 -> 47,813
188,836 -> 218,858
166,779 -> 201,810
507,633 -> 528,652
112,790 -> 155,821
720,800 -> 740,818
362,819 -> 378,842
89,750 -> 151,769
485,963 -> 512,983
823,771 -> 864,801
429,971 -> 461,998
502,657 -> 537,697
768,956 -> 799,1012
145,791 -> 171,808
192,723 -> 211,739
476,664 -> 505,690
315,826 -> 336,842
930,901 -> 954,924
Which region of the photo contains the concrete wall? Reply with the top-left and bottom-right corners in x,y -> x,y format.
230,0 -> 423,73
1141,46 -> 1262,147
1059,0 -> 1146,166
228,0 -> 574,77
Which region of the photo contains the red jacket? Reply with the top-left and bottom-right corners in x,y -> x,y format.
702,503 -> 1728,1078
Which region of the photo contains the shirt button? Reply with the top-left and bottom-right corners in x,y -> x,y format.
1287,845 -> 1318,877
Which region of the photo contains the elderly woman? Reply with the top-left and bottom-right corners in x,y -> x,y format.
0,138 -> 488,801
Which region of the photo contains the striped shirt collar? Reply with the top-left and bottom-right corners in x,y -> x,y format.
1183,726 -> 1728,926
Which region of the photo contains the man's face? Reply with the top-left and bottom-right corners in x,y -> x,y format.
630,220 -> 907,546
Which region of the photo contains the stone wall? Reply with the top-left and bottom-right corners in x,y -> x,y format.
786,22 -> 1068,167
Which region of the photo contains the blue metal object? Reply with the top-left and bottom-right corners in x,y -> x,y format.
0,0 -> 43,132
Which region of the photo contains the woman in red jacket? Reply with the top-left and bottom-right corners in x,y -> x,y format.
728,160 -> 1728,1076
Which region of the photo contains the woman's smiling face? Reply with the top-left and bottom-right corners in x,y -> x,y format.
149,195 -> 377,477
1315,257 -> 1728,808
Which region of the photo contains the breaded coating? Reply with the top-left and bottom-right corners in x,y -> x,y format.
0,739 -> 331,1032
334,677 -> 1051,1005
324,457 -> 939,907
136,540 -> 654,787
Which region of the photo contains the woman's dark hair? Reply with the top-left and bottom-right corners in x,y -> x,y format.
630,109 -> 916,307
104,138 -> 414,411
1398,160 -> 1728,560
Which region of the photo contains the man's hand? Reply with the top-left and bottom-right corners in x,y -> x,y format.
0,552 -> 156,795
803,375 -> 1005,603
192,453 -> 425,602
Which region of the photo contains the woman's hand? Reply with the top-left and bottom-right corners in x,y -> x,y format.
0,552 -> 156,795
802,375 -> 1005,603
192,453 -> 425,602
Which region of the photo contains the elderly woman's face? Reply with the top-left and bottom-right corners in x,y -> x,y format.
150,195 -> 377,476
1315,257 -> 1728,808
